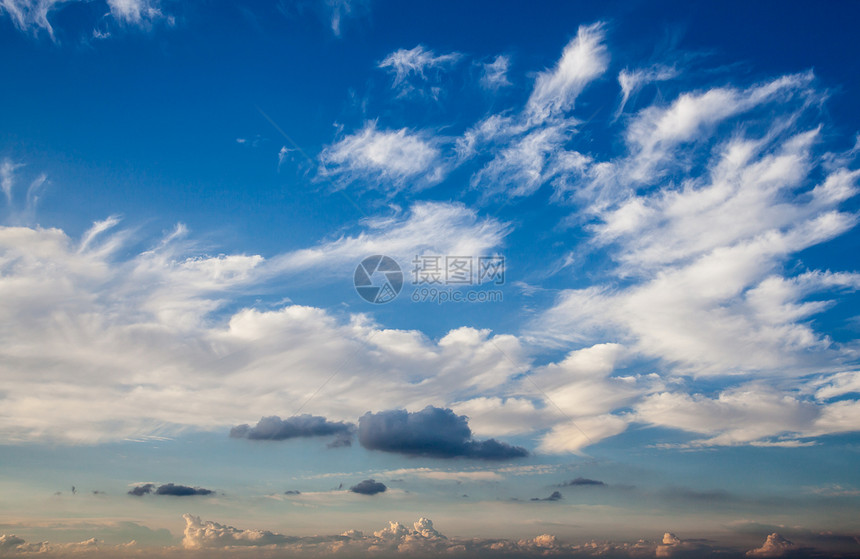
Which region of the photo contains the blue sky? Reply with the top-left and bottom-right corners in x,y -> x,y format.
2,1 -> 860,557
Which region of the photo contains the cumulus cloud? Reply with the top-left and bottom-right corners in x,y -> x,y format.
0,533 -> 105,554
177,514 -> 574,556
182,514 -> 298,549
357,406 -> 528,460
746,533 -> 796,557
318,121 -> 446,192
349,479 -> 387,495
229,414 -> 353,441
0,198 -> 519,444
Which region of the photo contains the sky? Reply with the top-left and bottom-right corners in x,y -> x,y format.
1,0 -> 860,557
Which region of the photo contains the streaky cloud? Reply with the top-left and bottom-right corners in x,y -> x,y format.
230,414 -> 354,441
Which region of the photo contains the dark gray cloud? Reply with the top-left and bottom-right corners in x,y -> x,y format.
557,477 -> 606,487
531,491 -> 563,502
349,479 -> 387,495
230,414 -> 354,441
284,490 -> 301,495
357,406 -> 528,460
155,483 -> 214,496
327,434 -> 353,448
128,484 -> 154,496
128,483 -> 213,497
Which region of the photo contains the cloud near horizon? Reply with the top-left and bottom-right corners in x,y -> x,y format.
128,483 -> 213,497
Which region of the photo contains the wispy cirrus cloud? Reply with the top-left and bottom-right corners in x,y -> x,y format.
0,0 -> 171,40
480,55 -> 512,90
616,64 -> 678,116
318,121 -> 446,193
378,45 -> 462,98
526,22 -> 609,121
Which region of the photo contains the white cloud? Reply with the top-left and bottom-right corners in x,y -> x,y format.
616,64 -> 678,116
465,23 -> 608,199
634,386 -> 818,447
0,158 -> 23,202
178,514 -> 655,556
530,73 -> 860,379
378,45 -> 462,97
272,201 -> 508,275
326,0 -> 366,37
526,22 -> 608,121
480,55 -> 511,90
538,414 -> 628,454
182,514 -> 295,549
0,0 -> 65,38
746,533 -> 796,557
319,121 -> 445,193
452,397 -> 552,437
605,73 -> 817,191
0,0 -> 169,39
0,202 -> 519,443
470,125 -> 567,198
810,371 -> 860,400
106,0 -> 163,25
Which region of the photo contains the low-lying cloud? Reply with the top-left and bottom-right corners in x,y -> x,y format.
128,483 -> 213,497
531,491 -> 563,502
349,479 -> 387,495
557,477 -> 606,487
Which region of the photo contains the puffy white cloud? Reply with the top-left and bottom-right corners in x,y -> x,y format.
182,514 -> 297,549
318,121 -> 446,192
746,533 -> 796,557
0,199 -> 520,444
